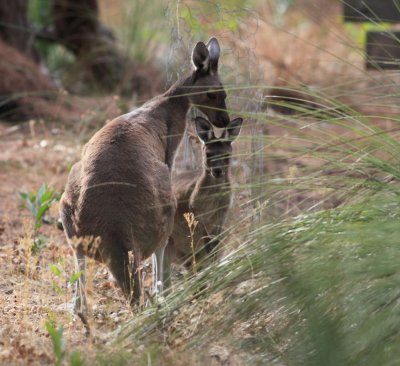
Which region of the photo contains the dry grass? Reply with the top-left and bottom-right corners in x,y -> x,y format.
0,104 -> 264,365
0,119 -> 239,365
0,125 -> 129,364
0,98 -> 141,364
250,1 -> 364,87
2,1 -> 400,364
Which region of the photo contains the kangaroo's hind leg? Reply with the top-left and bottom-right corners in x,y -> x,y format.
152,240 -> 171,297
60,191 -> 90,335
106,245 -> 142,307
73,248 -> 90,335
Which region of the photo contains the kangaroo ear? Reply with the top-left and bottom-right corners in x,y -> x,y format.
192,42 -> 210,72
206,37 -> 220,73
224,118 -> 243,142
195,116 -> 214,143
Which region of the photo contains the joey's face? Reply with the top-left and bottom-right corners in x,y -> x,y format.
203,141 -> 232,179
195,116 -> 243,179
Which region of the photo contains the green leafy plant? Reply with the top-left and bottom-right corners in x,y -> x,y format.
49,257 -> 82,294
45,320 -> 65,366
69,271 -> 82,285
70,351 -> 84,366
18,183 -> 58,253
45,319 -> 84,366
50,260 -> 63,294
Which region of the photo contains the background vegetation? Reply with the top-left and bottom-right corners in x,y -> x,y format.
1,0 -> 400,365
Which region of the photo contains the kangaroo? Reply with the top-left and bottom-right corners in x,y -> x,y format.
167,116 -> 242,275
59,38 -> 230,330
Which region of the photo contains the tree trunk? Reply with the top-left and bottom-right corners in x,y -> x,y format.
53,0 -> 125,91
0,0 -> 37,60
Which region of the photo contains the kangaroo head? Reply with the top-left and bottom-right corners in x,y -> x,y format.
190,38 -> 230,128
195,116 -> 243,179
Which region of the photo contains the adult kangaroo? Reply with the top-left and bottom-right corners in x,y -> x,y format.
167,116 -> 242,276
59,38 -> 229,329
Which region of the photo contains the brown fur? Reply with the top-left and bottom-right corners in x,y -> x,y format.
168,116 -> 243,270
59,38 -> 230,327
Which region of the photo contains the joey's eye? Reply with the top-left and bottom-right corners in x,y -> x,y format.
207,92 -> 217,100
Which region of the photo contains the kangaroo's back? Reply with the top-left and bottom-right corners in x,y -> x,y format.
80,114 -> 172,251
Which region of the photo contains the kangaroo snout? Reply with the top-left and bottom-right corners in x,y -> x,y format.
214,111 -> 230,128
211,167 -> 223,178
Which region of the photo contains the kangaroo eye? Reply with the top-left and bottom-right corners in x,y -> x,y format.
207,92 -> 217,100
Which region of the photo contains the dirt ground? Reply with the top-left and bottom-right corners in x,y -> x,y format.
0,108 -> 253,365
1,85 -> 399,366
0,95 -> 251,365
0,98 -> 151,364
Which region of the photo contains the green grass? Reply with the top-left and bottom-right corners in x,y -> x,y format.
103,68 -> 400,363
111,0 -> 169,63
115,129 -> 400,365
17,1 -> 400,364
102,1 -> 400,361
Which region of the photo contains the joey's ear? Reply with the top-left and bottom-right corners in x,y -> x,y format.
195,116 -> 215,143
223,118 -> 243,142
206,37 -> 220,73
192,42 -> 210,72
